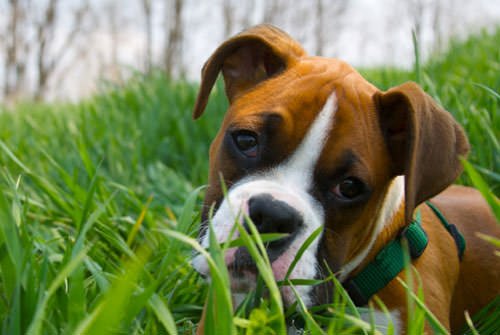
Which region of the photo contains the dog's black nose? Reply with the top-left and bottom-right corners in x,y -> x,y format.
233,194 -> 303,268
247,194 -> 303,240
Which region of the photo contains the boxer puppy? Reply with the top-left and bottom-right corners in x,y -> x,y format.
191,24 -> 499,333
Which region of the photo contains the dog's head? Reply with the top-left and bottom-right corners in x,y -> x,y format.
191,25 -> 469,306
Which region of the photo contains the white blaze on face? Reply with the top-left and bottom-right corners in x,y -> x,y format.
192,93 -> 338,306
279,93 -> 338,190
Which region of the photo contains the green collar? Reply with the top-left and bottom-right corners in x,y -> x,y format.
343,202 -> 466,306
425,201 -> 466,260
343,210 -> 428,306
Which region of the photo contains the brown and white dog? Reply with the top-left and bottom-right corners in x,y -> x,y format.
191,25 -> 499,333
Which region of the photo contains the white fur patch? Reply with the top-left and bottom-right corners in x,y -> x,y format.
359,309 -> 402,335
192,93 -> 338,306
287,310 -> 401,334
279,94 -> 338,190
338,175 -> 404,281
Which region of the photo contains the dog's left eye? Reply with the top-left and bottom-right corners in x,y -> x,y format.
332,177 -> 366,200
233,131 -> 258,157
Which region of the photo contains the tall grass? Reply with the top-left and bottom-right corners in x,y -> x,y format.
0,28 -> 498,334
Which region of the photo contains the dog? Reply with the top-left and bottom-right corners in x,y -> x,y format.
191,24 -> 500,333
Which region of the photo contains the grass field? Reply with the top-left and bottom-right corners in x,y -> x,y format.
0,28 -> 498,334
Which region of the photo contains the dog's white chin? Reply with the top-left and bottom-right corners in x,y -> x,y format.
229,270 -> 256,292
230,251 -> 315,307
193,250 -> 314,307
228,270 -> 301,307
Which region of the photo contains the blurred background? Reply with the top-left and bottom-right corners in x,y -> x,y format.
0,0 -> 499,104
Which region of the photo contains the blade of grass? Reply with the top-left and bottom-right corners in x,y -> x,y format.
396,278 -> 448,334
372,296 -> 396,335
0,185 -> 23,335
289,283 -> 325,335
71,247 -> 151,335
472,83 -> 500,100
236,217 -> 286,333
127,195 -> 153,246
461,159 -> 500,221
284,226 -> 323,280
27,247 -> 88,335
224,232 -> 288,249
204,222 -> 235,335
464,311 -> 480,335
149,293 -> 178,335
159,229 -> 234,334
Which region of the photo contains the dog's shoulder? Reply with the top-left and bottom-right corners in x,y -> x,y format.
430,185 -> 497,233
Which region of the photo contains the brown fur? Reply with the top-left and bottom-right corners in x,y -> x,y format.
193,24 -> 500,333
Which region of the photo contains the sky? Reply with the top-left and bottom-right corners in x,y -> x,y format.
1,0 -> 499,101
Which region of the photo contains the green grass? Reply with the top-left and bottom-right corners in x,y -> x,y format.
0,28 -> 498,334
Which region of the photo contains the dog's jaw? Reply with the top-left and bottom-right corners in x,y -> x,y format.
192,94 -> 337,306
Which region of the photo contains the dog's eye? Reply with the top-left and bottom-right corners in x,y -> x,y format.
233,131 -> 258,157
332,177 -> 366,200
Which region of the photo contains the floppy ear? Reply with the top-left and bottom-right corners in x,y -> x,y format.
374,82 -> 470,224
192,24 -> 306,119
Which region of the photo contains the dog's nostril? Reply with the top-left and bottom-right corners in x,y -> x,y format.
277,221 -> 296,234
247,194 -> 303,240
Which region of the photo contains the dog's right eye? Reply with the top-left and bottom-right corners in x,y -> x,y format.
232,131 -> 258,157
331,177 -> 367,201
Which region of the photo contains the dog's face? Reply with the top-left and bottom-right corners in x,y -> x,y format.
192,25 -> 469,306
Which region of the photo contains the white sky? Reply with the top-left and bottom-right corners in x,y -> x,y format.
1,0 -> 499,101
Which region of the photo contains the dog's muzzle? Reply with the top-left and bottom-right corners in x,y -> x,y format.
232,194 -> 304,269
192,177 -> 324,306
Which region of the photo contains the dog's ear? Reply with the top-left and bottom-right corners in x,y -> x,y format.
374,82 -> 470,224
192,24 -> 306,119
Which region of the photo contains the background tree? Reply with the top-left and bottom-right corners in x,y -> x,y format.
3,0 -> 30,103
314,0 -> 348,56
164,0 -> 184,77
222,0 -> 256,38
0,0 -> 497,104
34,0 -> 90,100
141,0 -> 153,73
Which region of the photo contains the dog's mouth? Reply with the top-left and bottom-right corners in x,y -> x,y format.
224,236 -> 298,297
227,265 -> 257,292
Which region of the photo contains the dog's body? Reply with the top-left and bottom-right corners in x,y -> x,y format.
191,25 -> 499,333
375,185 -> 499,331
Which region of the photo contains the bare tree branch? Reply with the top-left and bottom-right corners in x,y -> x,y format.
223,0 -> 256,38
318,0 -> 348,56
4,0 -> 20,99
223,0 -> 234,38
164,0 -> 184,77
240,0 -> 255,29
263,0 -> 284,24
315,0 -> 324,56
407,0 -> 426,59
104,1 -> 119,73
52,2 -> 89,66
35,0 -> 57,100
34,0 -> 90,100
142,0 -> 153,72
